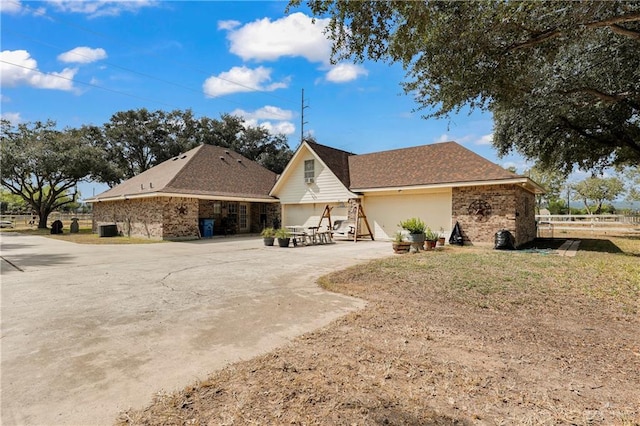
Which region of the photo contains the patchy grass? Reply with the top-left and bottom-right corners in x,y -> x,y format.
118,236 -> 640,425
1,227 -> 163,244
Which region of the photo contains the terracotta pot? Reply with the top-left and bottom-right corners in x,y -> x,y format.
392,241 -> 411,254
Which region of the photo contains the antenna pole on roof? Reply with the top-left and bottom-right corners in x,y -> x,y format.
300,88 -> 309,146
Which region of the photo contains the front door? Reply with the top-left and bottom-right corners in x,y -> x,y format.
239,203 -> 250,233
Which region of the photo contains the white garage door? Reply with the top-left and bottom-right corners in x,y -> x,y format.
363,190 -> 452,240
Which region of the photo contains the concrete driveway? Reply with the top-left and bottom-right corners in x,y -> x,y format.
0,233 -> 391,425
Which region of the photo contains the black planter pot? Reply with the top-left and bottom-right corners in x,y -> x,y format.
277,237 -> 291,247
263,237 -> 275,246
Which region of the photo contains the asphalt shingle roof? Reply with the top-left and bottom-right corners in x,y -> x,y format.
91,144 -> 277,201
347,142 -> 519,190
306,141 -> 354,188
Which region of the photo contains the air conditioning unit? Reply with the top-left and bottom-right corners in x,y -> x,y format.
305,177 -> 314,184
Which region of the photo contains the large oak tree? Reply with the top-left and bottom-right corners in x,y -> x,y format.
0,120 -> 104,228
292,1 -> 640,173
97,109 -> 293,186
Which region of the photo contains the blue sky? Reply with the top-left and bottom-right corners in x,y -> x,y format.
2,1 -> 542,199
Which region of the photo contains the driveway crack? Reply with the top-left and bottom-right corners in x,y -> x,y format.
1,256 -> 24,272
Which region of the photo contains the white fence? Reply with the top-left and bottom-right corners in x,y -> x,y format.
0,213 -> 93,227
536,214 -> 640,236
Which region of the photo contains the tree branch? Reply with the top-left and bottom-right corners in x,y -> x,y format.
507,12 -> 640,52
559,116 -> 640,157
585,11 -> 640,28
608,24 -> 640,40
557,88 -> 634,103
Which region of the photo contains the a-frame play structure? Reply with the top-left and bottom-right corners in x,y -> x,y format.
318,203 -> 374,242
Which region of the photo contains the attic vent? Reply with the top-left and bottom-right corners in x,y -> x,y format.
172,157 -> 179,161
225,150 -> 230,154
140,184 -> 144,190
150,182 -> 153,189
237,159 -> 242,163
180,155 -> 187,159
220,156 -> 225,160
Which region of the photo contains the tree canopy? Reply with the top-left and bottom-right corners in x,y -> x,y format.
292,1 -> 640,173
0,120 -> 103,228
526,165 -> 566,213
95,109 -> 293,186
573,176 -> 625,214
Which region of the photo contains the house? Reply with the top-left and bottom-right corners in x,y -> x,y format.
270,141 -> 544,247
87,144 -> 279,240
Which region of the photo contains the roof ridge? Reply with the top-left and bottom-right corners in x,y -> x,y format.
307,140 -> 356,156
355,141 -> 457,157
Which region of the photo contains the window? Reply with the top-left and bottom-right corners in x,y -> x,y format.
239,203 -> 248,230
304,159 -> 314,183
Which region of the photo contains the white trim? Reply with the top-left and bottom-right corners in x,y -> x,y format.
278,195 -> 362,205
270,141 -> 357,198
86,191 -> 279,203
352,177 -> 545,194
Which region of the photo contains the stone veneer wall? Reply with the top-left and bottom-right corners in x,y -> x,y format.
93,197 -> 199,240
452,184 -> 536,247
249,202 -> 280,232
162,197 -> 199,239
515,186 -> 537,246
93,197 -> 281,239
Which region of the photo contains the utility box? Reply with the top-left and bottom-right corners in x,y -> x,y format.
98,224 -> 118,237
199,219 -> 214,238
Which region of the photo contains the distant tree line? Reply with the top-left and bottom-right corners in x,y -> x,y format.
0,109 -> 293,228
521,165 -> 639,215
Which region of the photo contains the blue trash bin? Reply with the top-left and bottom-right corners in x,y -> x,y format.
199,218 -> 214,238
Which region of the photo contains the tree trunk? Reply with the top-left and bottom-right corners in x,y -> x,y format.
38,214 -> 48,229
36,204 -> 53,229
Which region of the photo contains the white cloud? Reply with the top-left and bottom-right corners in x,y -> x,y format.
1,50 -> 77,91
0,0 -> 23,14
502,161 -> 519,171
1,112 -> 21,125
231,106 -> 296,136
58,46 -> 107,64
202,66 -> 289,98
217,19 -> 240,31
434,133 -> 450,143
225,12 -> 332,63
250,119 -> 296,136
231,105 -> 294,121
476,133 -> 493,145
47,0 -> 158,18
325,63 -> 368,83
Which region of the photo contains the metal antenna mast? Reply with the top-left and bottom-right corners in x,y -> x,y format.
300,88 -> 309,145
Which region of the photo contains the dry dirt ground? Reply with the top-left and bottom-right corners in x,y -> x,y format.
119,235 -> 639,425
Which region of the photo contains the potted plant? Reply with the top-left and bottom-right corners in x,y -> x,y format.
437,227 -> 446,247
392,231 -> 411,254
261,227 -> 276,246
424,227 -> 439,250
398,218 -> 426,245
275,228 -> 291,247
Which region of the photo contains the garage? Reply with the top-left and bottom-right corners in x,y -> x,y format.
362,189 -> 452,240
